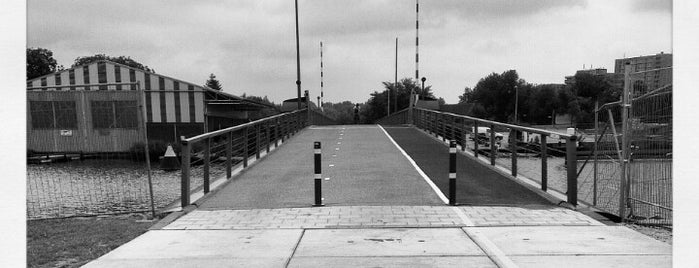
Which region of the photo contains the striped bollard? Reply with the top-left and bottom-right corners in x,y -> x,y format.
449,140 -> 457,206
313,141 -> 324,206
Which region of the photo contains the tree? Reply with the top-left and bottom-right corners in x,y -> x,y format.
205,74 -> 223,90
27,47 -> 62,80
458,87 -> 473,104
72,54 -> 154,73
470,70 -> 526,122
322,101 -> 356,124
361,78 -> 436,123
569,73 -> 619,124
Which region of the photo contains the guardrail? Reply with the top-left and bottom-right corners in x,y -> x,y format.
376,108 -> 410,125
412,107 -> 580,205
179,109 -> 308,207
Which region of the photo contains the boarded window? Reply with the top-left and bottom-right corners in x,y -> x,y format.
30,101 -> 77,129
91,101 -> 138,129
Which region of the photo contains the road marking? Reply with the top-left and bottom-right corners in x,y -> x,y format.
335,148 -> 340,151
337,142 -> 342,145
463,228 -> 520,268
324,177 -> 330,181
452,207 -> 475,226
329,164 -> 335,167
377,125 -> 449,204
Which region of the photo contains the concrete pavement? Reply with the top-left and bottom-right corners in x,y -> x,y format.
83,125 -> 671,267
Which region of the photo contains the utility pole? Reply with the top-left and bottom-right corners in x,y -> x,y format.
295,0 -> 301,110
320,41 -> 324,112
410,0 -> 419,122
394,37 -> 398,114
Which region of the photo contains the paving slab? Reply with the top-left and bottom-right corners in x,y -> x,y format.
162,205 -> 601,230
288,256 -> 497,268
510,255 -> 672,268
82,229 -> 302,268
293,228 -> 485,257
464,226 -> 672,255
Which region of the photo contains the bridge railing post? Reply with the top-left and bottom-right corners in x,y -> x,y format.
243,127 -> 249,168
180,137 -> 191,208
540,134 -> 548,191
566,135 -> 578,206
203,137 -> 210,194
490,123 -> 496,165
449,140 -> 457,205
510,129 -> 518,177
226,132 -> 233,179
473,120 -> 479,158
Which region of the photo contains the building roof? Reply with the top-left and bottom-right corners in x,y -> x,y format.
26,60 -> 275,109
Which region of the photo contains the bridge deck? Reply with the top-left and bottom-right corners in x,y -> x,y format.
199,124 -> 549,210
198,125 -> 444,209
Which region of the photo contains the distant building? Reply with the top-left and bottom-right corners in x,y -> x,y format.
565,67 -> 625,92
614,52 -> 672,95
26,60 -> 272,153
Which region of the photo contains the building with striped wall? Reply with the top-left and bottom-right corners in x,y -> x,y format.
27,60 -> 271,153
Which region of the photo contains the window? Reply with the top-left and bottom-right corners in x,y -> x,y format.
30,101 -> 77,129
91,101 -> 138,129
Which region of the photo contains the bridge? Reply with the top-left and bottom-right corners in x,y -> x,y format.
84,107 -> 671,267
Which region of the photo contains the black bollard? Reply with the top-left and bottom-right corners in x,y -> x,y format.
449,140 -> 457,206
313,141 -> 324,206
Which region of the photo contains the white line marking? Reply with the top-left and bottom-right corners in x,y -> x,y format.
463,228 -> 520,268
335,148 -> 340,151
329,164 -> 335,167
378,124 -> 449,204
452,207 -> 475,226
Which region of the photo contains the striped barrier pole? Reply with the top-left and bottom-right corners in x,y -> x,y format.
313,141 -> 324,206
449,140 -> 457,206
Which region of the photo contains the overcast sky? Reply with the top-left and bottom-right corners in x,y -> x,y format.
27,0 -> 671,104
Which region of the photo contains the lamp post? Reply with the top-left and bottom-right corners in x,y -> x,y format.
420,77 -> 426,101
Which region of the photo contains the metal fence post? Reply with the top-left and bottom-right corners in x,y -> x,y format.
511,129 -> 517,177
566,135 -> 578,206
540,134 -> 548,191
314,141 -> 324,206
203,138 -> 210,194
180,137 -> 191,207
449,140 -> 457,206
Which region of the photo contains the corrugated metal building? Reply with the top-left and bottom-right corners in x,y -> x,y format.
27,60 -> 271,153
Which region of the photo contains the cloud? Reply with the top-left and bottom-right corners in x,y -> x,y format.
630,0 -> 672,12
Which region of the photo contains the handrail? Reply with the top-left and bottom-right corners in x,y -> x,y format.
414,107 -> 574,138
183,109 -> 307,143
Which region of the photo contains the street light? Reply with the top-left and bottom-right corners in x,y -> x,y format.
420,77 -> 426,102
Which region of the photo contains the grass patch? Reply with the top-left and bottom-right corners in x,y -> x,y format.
27,215 -> 155,268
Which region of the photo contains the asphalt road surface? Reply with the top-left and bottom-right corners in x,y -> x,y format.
382,126 -> 550,206
198,125 -> 444,210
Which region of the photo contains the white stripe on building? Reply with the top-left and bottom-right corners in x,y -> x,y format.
150,74 -> 162,123
164,78 -> 176,123
88,63 -> 99,90
106,63 -> 116,90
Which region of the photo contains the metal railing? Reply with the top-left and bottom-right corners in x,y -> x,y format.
179,109 -> 308,207
376,108 -> 410,125
412,107 -> 581,205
